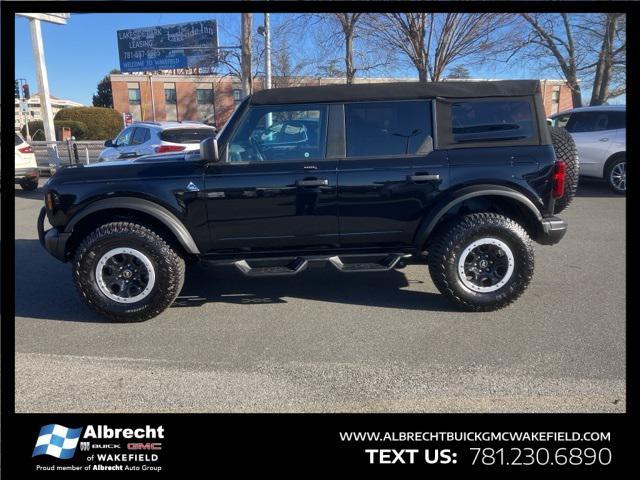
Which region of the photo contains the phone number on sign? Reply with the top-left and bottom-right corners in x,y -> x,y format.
470,447 -> 612,466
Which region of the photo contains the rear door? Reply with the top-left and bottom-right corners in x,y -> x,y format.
337,100 -> 448,247
203,103 -> 339,252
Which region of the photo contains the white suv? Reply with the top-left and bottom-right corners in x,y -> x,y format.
548,105 -> 626,194
15,133 -> 39,190
98,121 -> 217,162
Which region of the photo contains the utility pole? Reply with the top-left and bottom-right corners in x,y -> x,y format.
240,13 -> 253,98
258,14 -> 273,126
29,18 -> 58,164
264,13 -> 272,91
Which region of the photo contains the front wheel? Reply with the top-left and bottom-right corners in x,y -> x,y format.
73,222 -> 185,322
606,155 -> 626,194
428,213 -> 534,311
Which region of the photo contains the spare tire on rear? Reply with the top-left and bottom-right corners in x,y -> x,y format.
549,126 -> 579,214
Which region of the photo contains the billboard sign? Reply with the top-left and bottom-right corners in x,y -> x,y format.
117,20 -> 218,73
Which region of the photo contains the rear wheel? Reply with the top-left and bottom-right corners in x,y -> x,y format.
549,126 -> 579,213
20,179 -> 39,191
73,222 -> 185,322
428,213 -> 534,311
605,155 -> 626,194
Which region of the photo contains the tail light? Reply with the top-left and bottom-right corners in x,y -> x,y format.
552,160 -> 566,199
19,145 -> 34,154
155,145 -> 186,154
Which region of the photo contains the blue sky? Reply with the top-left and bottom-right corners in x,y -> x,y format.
15,13 -> 606,106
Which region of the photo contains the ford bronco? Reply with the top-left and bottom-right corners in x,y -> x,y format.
38,80 -> 577,322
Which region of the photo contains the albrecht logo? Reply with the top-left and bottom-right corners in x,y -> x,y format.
33,425 -> 83,459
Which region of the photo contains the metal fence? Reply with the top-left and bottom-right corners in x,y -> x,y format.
31,140 -> 106,172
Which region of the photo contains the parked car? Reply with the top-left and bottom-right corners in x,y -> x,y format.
15,132 -> 39,190
548,105 -> 626,194
38,80 -> 577,322
97,121 -> 217,162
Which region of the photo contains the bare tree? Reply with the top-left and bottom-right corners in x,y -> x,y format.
578,13 -> 626,105
446,65 -> 471,79
508,13 -> 626,107
366,13 -> 511,82
366,13 -> 430,81
519,13 -> 584,107
305,13 -> 393,84
334,13 -> 361,84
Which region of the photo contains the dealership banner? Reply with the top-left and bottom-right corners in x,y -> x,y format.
117,20 -> 218,73
2,413 -> 631,475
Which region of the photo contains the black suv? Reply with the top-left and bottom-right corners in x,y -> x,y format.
38,80 -> 575,322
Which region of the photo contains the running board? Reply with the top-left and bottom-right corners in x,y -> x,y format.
219,253 -> 411,277
233,257 -> 308,277
328,254 -> 406,273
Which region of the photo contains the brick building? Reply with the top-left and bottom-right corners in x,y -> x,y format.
111,74 -> 574,129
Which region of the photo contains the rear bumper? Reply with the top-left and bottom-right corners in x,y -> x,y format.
15,167 -> 39,182
538,216 -> 568,245
37,207 -> 70,262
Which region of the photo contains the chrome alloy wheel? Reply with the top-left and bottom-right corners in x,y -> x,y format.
95,247 -> 156,303
457,238 -> 515,293
610,161 -> 626,192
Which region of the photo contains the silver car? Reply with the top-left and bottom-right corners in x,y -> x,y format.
548,105 -> 626,194
98,121 -> 217,162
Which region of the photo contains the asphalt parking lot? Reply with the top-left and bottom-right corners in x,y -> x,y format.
14,178 -> 625,413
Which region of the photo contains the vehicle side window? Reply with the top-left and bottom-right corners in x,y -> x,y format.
131,127 -> 149,145
451,100 -> 534,143
115,127 -> 134,147
565,111 -> 623,133
15,133 -> 24,146
227,104 -> 328,163
607,111 -> 625,130
345,101 -> 432,157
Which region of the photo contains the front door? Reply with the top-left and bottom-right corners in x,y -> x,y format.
203,103 -> 339,253
337,100 -> 448,248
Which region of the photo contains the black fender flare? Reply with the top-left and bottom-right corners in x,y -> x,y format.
414,184 -> 543,247
64,197 -> 200,254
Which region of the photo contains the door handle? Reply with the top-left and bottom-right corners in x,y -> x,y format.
407,174 -> 440,182
296,179 -> 329,187
599,138 -> 609,142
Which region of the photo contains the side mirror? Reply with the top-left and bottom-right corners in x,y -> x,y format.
104,139 -> 114,148
200,136 -> 220,163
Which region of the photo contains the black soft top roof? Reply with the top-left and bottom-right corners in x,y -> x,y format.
249,80 -> 541,105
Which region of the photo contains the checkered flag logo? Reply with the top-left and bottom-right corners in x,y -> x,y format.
32,424 -> 83,459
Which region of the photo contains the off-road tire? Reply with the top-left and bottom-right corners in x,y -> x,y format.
428,213 -> 535,311
605,154 -> 626,195
549,126 -> 579,213
73,222 -> 185,322
20,179 -> 39,191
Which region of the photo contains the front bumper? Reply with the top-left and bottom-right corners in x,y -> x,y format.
37,207 -> 70,262
15,167 -> 39,182
538,216 -> 568,245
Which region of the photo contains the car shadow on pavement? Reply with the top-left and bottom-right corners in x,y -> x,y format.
174,263 -> 454,312
15,239 -> 107,323
14,185 -> 45,201
576,177 -> 622,198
